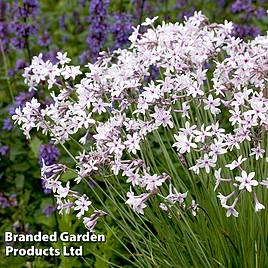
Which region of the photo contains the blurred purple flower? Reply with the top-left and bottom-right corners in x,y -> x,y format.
0,145 -> 9,156
81,0 -> 110,63
0,193 -> 11,208
8,91 -> 35,116
232,24 -> 260,38
39,143 -> 60,166
8,194 -> 17,207
217,0 -> 225,7
177,7 -> 195,20
15,59 -> 27,70
7,69 -> 15,77
3,118 -> 13,131
132,0 -> 156,22
110,13 -> 133,49
59,14 -> 67,29
175,0 -> 189,9
17,0 -> 40,19
6,0 -> 39,51
230,0 -> 252,14
43,205 -> 56,216
73,11 -> 84,33
15,91 -> 35,108
254,7 -> 266,19
0,1 -> 9,48
38,31 -> 51,47
230,0 -> 266,21
41,50 -> 59,64
79,0 -> 87,6
9,22 -> 37,49
0,22 -> 8,46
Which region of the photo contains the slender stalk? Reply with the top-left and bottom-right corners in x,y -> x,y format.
0,43 -> 14,102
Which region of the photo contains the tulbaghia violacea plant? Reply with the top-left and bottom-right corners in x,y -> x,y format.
13,11 -> 268,231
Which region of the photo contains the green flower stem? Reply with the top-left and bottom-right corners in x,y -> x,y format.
0,43 -> 14,102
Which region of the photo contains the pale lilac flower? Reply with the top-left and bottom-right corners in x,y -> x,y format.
187,81 -> 204,97
141,16 -> 158,26
224,134 -> 241,151
43,176 -> 61,193
204,94 -> 221,115
235,170 -> 258,192
125,169 -> 141,186
125,188 -> 150,214
188,200 -> 198,216
214,169 -> 231,191
159,203 -> 168,212
210,122 -> 225,138
92,99 -> 108,114
83,210 -> 107,232
41,162 -> 67,178
128,25 -> 140,44
166,184 -> 187,204
106,138 -> 125,156
181,102 -> 190,118
189,164 -> 200,175
56,181 -> 70,198
214,168 -> 222,191
254,193 -> 265,212
124,133 -> 141,154
56,52 -> 71,65
111,157 -> 121,176
173,134 -> 197,154
209,138 -> 227,157
80,159 -> 99,176
142,172 -> 168,191
198,154 -> 217,174
194,125 -> 212,143
142,82 -> 161,102
83,216 -> 98,232
74,195 -> 92,218
249,144 -> 265,160
217,191 -> 236,206
245,101 -> 267,122
179,122 -> 196,137
151,107 -> 173,128
225,155 -> 247,170
241,114 -> 257,129
229,106 -> 242,125
57,199 -> 74,215
260,179 -> 268,188
61,66 -> 81,80
223,198 -> 239,217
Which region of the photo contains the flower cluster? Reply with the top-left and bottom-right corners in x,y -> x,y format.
40,161 -> 107,227
230,0 -> 266,38
8,0 -> 39,50
13,12 -> 268,231
172,15 -> 268,216
80,0 -> 135,63
110,13 -> 133,49
159,184 -> 198,217
80,0 -> 110,63
0,0 -> 10,49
